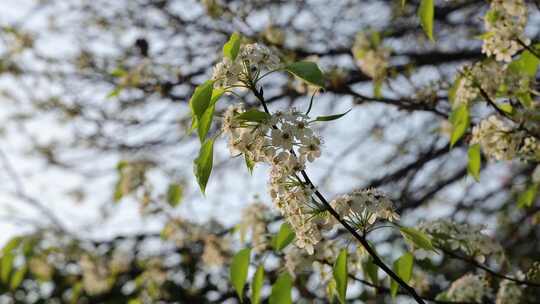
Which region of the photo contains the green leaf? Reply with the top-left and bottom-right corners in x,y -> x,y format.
400,227 -> 436,252
390,252 -> 414,298
269,272 -> 293,304
362,257 -> 378,286
230,248 -> 251,302
508,47 -> 540,77
223,32 -> 241,61
418,0 -> 435,41
197,104 -> 215,142
333,249 -> 348,304
166,183 -> 183,207
2,237 -> 22,255
1,253 -> 14,283
190,80 -> 214,124
194,138 -> 214,194
244,155 -> 255,174
272,223 -> 295,251
10,266 -> 27,290
449,104 -> 469,147
285,61 -> 325,87
235,109 -> 271,122
518,183 -> 538,208
193,89 -> 224,141
467,144 -> 481,182
251,265 -> 265,304
315,109 -> 351,122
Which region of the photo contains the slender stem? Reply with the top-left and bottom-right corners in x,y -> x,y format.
250,83 -> 426,304
443,249 -> 540,287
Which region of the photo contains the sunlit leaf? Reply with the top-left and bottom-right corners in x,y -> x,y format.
333,249 -> 348,304
166,183 -> 183,207
223,32 -> 241,61
272,223 -> 295,252
400,227 -> 436,252
418,0 -> 435,41
390,252 -> 414,298
269,272 -> 292,304
251,265 -> 265,304
315,109 -> 351,122
518,183 -> 538,208
285,61 -> 325,87
449,104 -> 469,147
230,248 -> 251,302
467,144 -> 481,182
194,138 -> 214,194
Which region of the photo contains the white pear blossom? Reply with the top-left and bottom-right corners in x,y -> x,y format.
212,43 -> 281,88
352,31 -> 390,80
471,115 -> 519,161
482,0 -> 529,62
418,219 -> 504,263
239,202 -> 269,253
330,188 -> 399,230
496,280 -> 523,304
222,104 -> 324,254
446,274 -> 492,302
453,60 -> 505,107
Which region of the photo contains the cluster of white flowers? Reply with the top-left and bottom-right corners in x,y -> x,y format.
495,280 -> 523,304
202,234 -> 228,267
482,0 -> 529,62
329,188 -> 399,230
212,43 -> 280,88
239,202 -> 269,253
80,254 -> 113,295
471,115 -> 540,161
418,219 -> 503,263
352,32 -> 390,80
471,115 -> 519,161
446,274 -> 492,302
223,105 -> 323,254
453,61 -> 505,107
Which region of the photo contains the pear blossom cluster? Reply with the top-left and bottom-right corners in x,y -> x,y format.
202,234 -> 228,267
329,188 -> 400,230
352,32 -> 390,80
222,104 -> 323,254
495,280 -> 523,304
482,0 -> 529,62
445,274 -> 492,302
418,219 -> 504,263
239,202 -> 270,253
212,43 -> 280,88
471,115 -> 540,161
453,60 -> 505,107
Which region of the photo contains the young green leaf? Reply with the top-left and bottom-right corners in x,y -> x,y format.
10,266 -> 27,290
194,138 -> 214,194
285,61 -> 325,87
508,47 -> 540,77
197,104 -> 215,142
1,253 -> 14,283
230,248 -> 251,302
2,237 -> 22,255
418,0 -> 435,41
467,144 -> 482,182
223,32 -> 241,61
269,272 -> 293,304
400,227 -> 436,252
333,249 -> 348,304
272,222 -> 295,252
166,183 -> 183,207
390,252 -> 414,298
190,80 -> 214,123
245,155 -> 255,174
517,183 -> 538,208
362,257 -> 378,286
315,109 -> 351,122
449,104 -> 469,147
235,109 -> 271,122
251,265 -> 265,304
